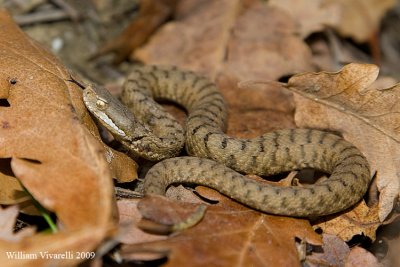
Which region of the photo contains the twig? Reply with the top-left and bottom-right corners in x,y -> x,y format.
14,9 -> 71,25
50,0 -> 80,22
3,0 -> 46,14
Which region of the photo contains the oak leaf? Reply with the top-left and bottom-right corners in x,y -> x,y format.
269,0 -> 396,43
246,63 -> 400,221
314,201 -> 380,241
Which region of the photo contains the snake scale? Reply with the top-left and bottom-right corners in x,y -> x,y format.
83,65 -> 371,217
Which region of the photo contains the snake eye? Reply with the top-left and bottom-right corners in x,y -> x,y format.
96,98 -> 108,110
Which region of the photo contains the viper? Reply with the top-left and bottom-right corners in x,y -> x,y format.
83,65 -> 371,217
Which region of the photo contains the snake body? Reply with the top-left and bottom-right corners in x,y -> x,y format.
83,65 -> 371,217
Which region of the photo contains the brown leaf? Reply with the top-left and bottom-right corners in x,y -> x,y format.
94,0 -> 178,64
220,74 -> 296,138
268,0 -> 340,38
246,63 -> 400,221
383,235 -> 400,267
0,9 -> 115,229
314,201 -> 381,241
223,2 -> 314,81
0,159 -> 28,204
135,0 -> 314,80
344,246 -> 380,267
117,199 -> 167,245
105,148 -> 138,183
268,0 -> 396,43
121,194 -> 322,267
0,9 -> 116,265
135,0 -> 241,78
306,234 -> 350,267
326,0 -> 396,42
0,159 -> 40,216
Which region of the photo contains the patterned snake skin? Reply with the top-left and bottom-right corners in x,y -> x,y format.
83,65 -> 371,217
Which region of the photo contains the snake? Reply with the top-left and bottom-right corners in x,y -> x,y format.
82,65 -> 371,217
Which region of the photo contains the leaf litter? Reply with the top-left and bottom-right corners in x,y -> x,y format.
120,193 -> 322,267
1,0 -> 400,266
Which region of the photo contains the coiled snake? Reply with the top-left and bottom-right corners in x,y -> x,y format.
83,65 -> 371,217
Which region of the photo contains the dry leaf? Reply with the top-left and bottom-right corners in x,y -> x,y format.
314,201 -> 381,241
94,0 -> 178,63
269,0 -> 396,43
223,2 -> 314,81
0,9 -> 116,266
306,234 -> 350,266
219,74 -> 296,138
104,148 -> 138,183
344,246 -> 380,267
121,193 -> 322,267
268,0 -> 340,38
246,63 -> 400,221
383,235 -> 400,267
0,9 -> 114,229
0,159 -> 28,204
117,199 -> 167,245
135,0 -> 242,78
135,0 -> 314,80
326,0 -> 396,42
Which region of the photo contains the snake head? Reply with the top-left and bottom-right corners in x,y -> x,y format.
83,84 -> 149,141
83,84 -> 183,161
